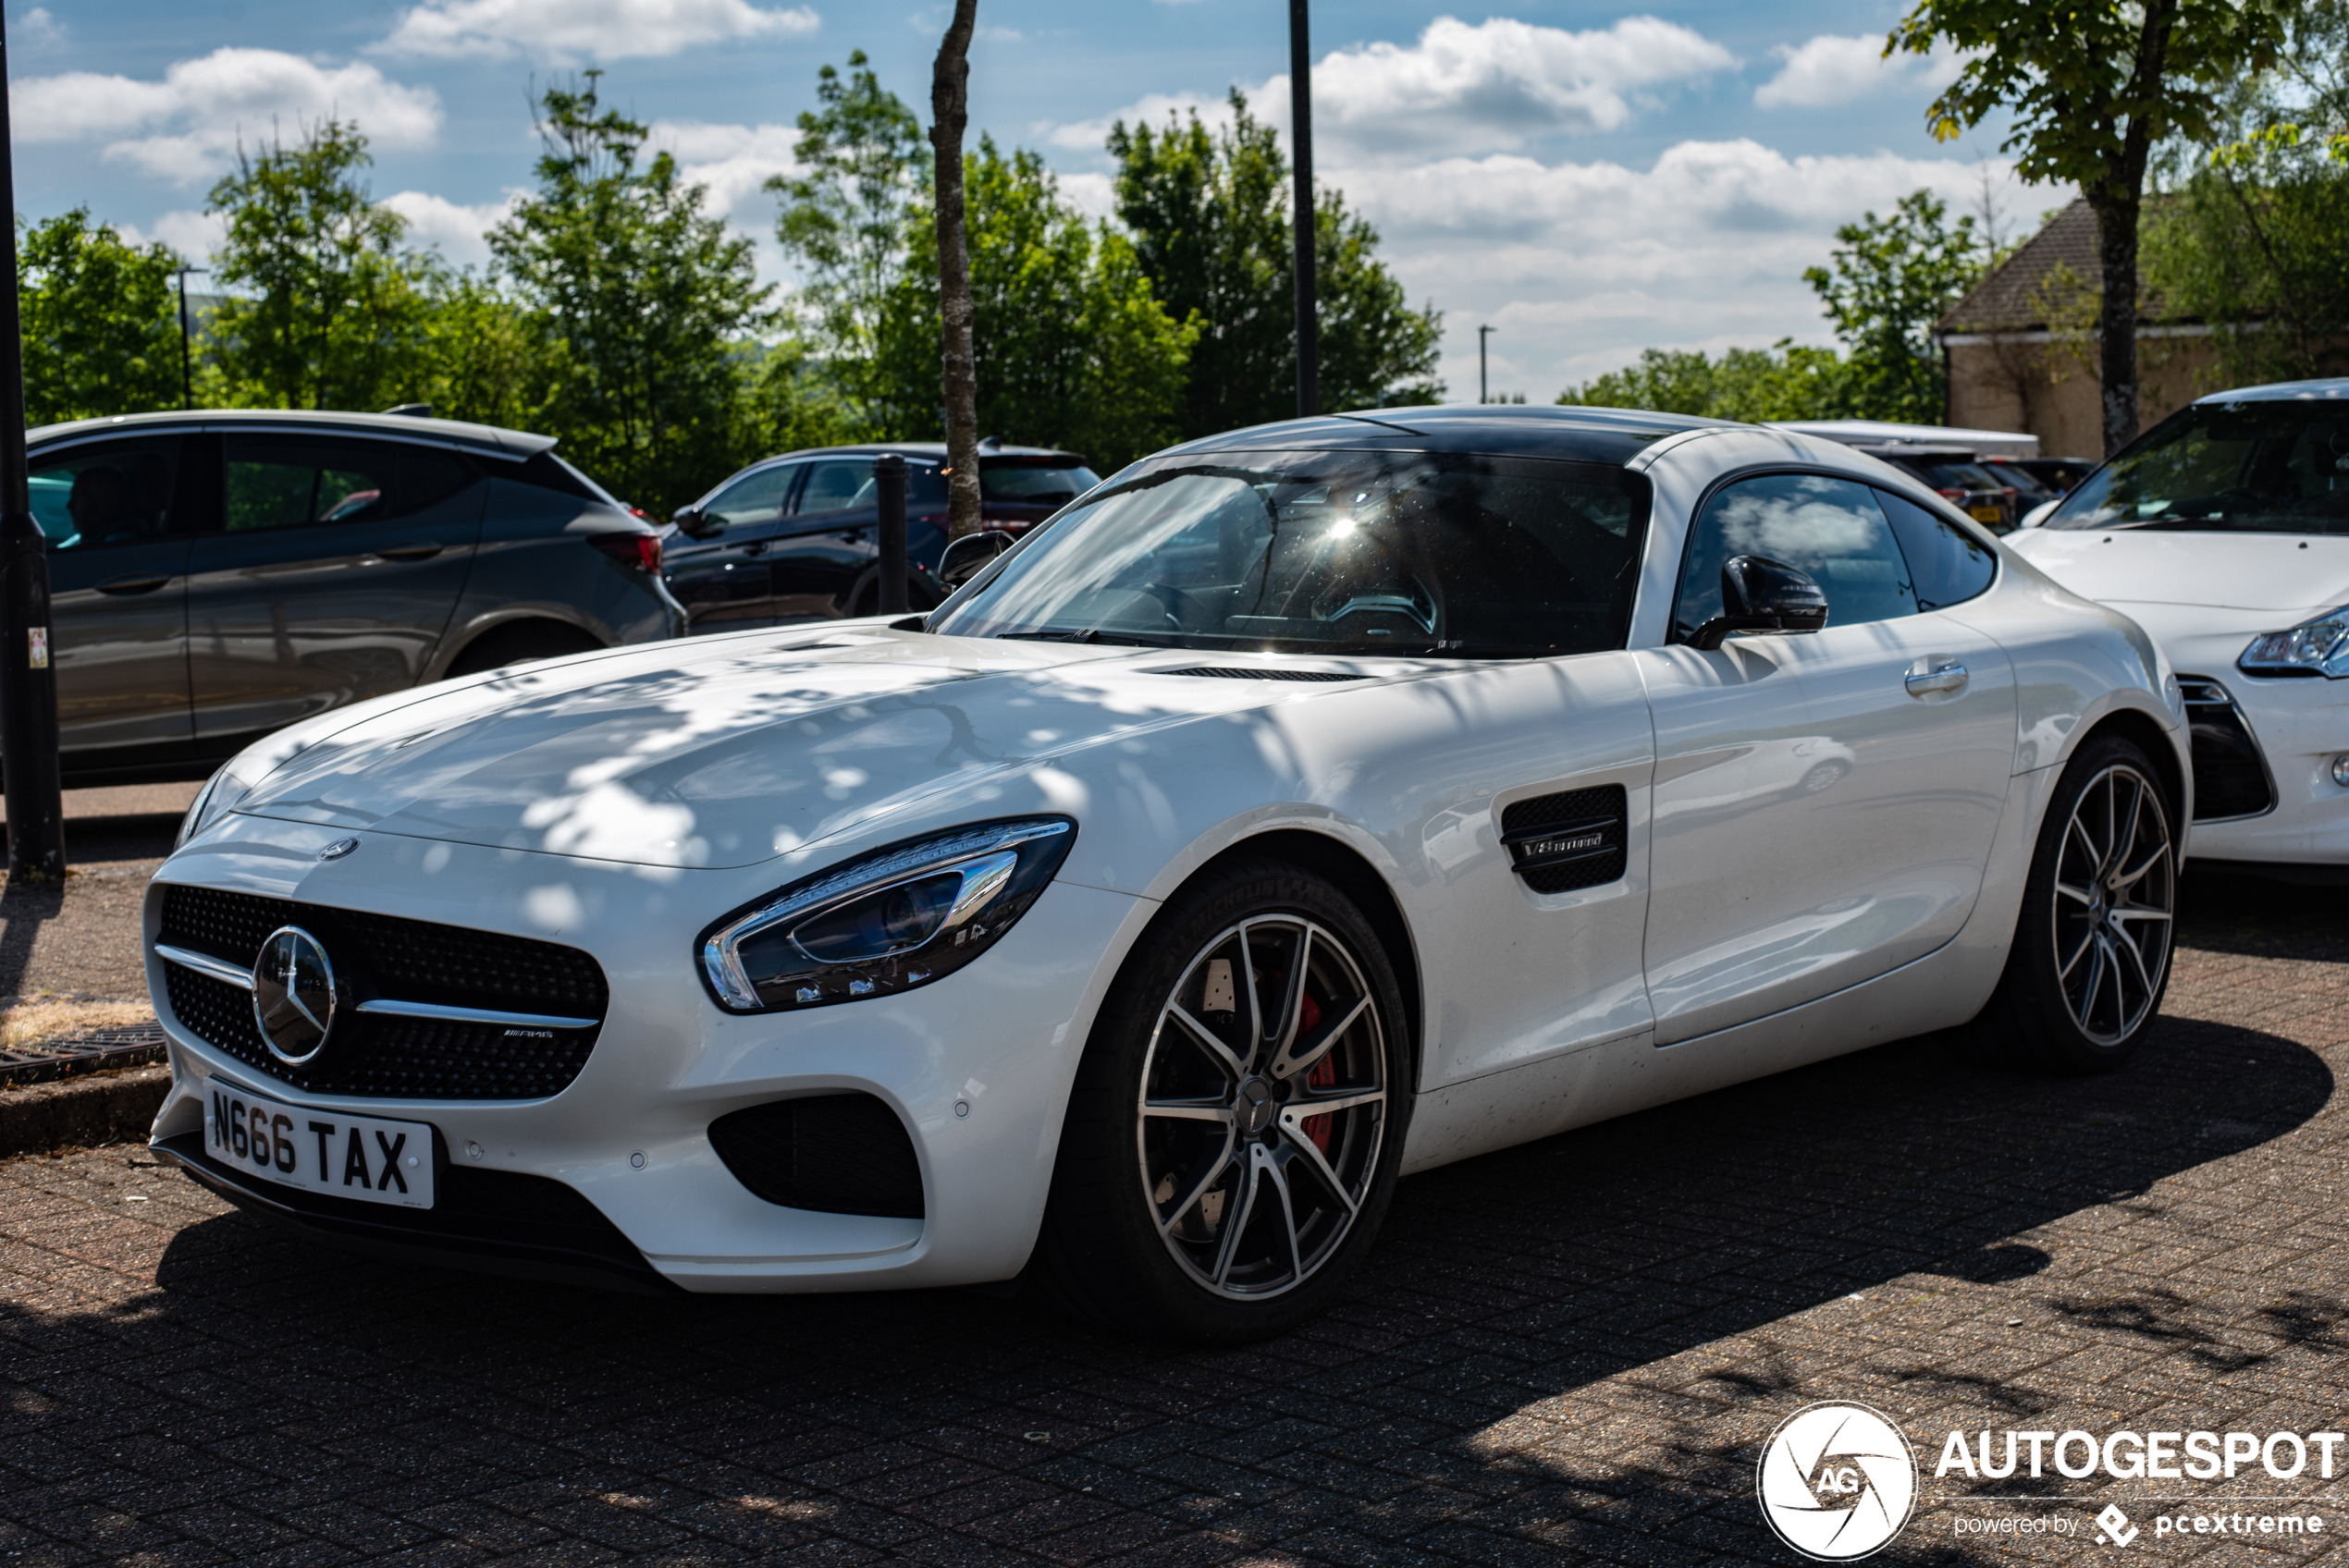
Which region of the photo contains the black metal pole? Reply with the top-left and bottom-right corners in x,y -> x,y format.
0,16 -> 65,880
1288,0 -> 1318,419
874,453 -> 908,616
178,267 -> 194,410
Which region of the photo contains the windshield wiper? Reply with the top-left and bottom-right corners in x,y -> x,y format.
991,628 -> 1183,648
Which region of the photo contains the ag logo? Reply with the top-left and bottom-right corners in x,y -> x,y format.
1757,1402 -> 1917,1560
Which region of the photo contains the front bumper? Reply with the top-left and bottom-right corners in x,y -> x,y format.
2173,662 -> 2349,868
146,816 -> 1150,1292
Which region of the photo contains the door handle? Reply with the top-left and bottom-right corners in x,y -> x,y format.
374,542 -> 444,562
94,573 -> 170,595
740,541 -> 769,557
1904,661 -> 1968,697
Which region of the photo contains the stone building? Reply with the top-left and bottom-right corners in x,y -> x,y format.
1935,198 -> 2222,460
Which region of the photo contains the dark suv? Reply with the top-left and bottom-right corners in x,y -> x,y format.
665,440 -> 1098,631
28,409 -> 680,786
1854,446 -> 2019,533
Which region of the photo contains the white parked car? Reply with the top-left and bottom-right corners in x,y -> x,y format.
148,407 -> 2188,1341
2006,379 -> 2349,879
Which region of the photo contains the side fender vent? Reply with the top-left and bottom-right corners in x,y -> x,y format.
1500,785 -> 1628,894
707,1094 -> 925,1219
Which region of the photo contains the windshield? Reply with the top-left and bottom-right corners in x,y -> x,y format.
981,461 -> 1100,502
2045,398 -> 2349,533
929,448 -> 1650,657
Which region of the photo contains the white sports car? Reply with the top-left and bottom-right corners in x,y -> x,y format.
148,407 -> 2189,1341
2009,379 -> 2349,879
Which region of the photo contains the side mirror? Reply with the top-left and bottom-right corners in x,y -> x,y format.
673,506 -> 723,541
938,529 -> 1014,590
1687,555 -> 1829,651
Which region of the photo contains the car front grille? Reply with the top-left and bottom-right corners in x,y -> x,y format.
156,884 -> 609,1100
2179,678 -> 2277,822
707,1094 -> 926,1219
1500,785 -> 1629,894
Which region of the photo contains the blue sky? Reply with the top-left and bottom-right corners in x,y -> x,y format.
11,0 -> 2050,402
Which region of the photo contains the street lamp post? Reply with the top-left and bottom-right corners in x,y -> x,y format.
0,16 -> 65,879
1479,325 -> 1494,405
1288,0 -> 1318,419
177,265 -> 208,410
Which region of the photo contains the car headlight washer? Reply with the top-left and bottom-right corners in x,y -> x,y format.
2241,604 -> 2349,678
698,816 -> 1076,1013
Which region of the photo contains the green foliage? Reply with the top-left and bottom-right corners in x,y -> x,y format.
411,269 -> 554,433
16,207 -> 184,425
1556,341 -> 1855,422
2145,0 -> 2349,386
206,119 -> 437,411
768,51 -> 930,430
1804,190 -> 1985,423
1110,91 -> 1441,437
492,72 -> 777,515
871,141 -> 1196,472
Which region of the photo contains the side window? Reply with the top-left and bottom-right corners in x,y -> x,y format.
793,459 -> 877,516
1874,489 -> 1997,611
29,436 -> 184,550
1675,472 -> 1919,640
223,435 -> 475,532
705,464 -> 795,528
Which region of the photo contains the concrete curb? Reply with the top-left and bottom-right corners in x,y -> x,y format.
0,1064 -> 168,1158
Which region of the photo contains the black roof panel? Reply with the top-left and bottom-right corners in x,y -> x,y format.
1157,403 -> 1734,467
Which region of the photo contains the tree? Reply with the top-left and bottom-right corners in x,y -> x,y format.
1803,190 -> 1985,423
1556,342 -> 1854,422
769,53 -> 929,431
1888,0 -> 2287,455
494,73 -> 775,516
872,141 -> 1197,472
930,0 -> 982,537
206,119 -> 437,410
415,269 -> 555,433
1110,92 -> 1439,439
16,208 -> 183,425
2144,0 -> 2349,385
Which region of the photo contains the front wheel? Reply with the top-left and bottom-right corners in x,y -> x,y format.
1034,861 -> 1409,1342
1974,735 -> 2177,1072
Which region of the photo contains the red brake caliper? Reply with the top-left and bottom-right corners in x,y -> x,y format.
1297,991 -> 1334,1155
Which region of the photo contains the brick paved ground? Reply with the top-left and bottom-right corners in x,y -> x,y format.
1,869 -> 2344,1566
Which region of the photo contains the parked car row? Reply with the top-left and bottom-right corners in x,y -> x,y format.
1772,420 -> 2095,533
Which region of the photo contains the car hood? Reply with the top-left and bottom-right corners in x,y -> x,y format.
222,629 -> 1350,869
2007,528 -> 2349,615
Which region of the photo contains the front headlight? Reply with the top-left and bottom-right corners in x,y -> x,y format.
2240,605 -> 2349,678
698,817 -> 1076,1012
176,766 -> 255,849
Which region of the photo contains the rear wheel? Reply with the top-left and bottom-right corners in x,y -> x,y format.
443,620 -> 602,678
1035,861 -> 1408,1342
1974,735 -> 2176,1072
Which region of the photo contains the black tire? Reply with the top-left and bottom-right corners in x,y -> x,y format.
1033,859 -> 1411,1343
1973,734 -> 2177,1073
443,621 -> 602,678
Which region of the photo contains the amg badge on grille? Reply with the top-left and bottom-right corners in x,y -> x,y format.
252,926 -> 339,1066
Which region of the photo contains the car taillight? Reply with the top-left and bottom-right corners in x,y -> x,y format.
1936,488 -> 1968,501
589,533 -> 662,573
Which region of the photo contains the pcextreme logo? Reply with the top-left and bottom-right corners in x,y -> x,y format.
1757,1403 -> 1919,1561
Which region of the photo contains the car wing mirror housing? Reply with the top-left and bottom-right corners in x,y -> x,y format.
1687,555 -> 1830,650
673,506 -> 723,540
938,529 -> 1014,590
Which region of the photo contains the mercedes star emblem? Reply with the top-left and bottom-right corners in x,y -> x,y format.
251,926 -> 339,1066
318,838 -> 360,862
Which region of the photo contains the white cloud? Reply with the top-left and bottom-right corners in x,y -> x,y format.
1048,17 -> 1733,165
1292,16 -> 1735,158
18,6 -> 67,51
377,0 -> 818,64
653,120 -> 799,220
14,48 -> 443,182
382,190 -> 520,267
1318,140 -> 2049,398
116,209 -> 228,263
1754,34 -> 1963,111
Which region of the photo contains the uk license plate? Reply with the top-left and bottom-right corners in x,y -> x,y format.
1969,506 -> 2002,524
203,1080 -> 436,1209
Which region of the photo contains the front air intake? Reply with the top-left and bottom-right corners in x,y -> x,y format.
707,1094 -> 926,1219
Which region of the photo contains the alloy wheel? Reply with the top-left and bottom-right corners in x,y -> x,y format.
2052,762 -> 2174,1047
1136,915 -> 1386,1299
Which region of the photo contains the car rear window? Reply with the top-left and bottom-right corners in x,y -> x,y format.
981,460 -> 1099,503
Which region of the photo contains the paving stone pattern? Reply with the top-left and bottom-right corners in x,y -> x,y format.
1,872 -> 2346,1566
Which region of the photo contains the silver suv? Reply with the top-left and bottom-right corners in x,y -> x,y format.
29,409 -> 683,787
